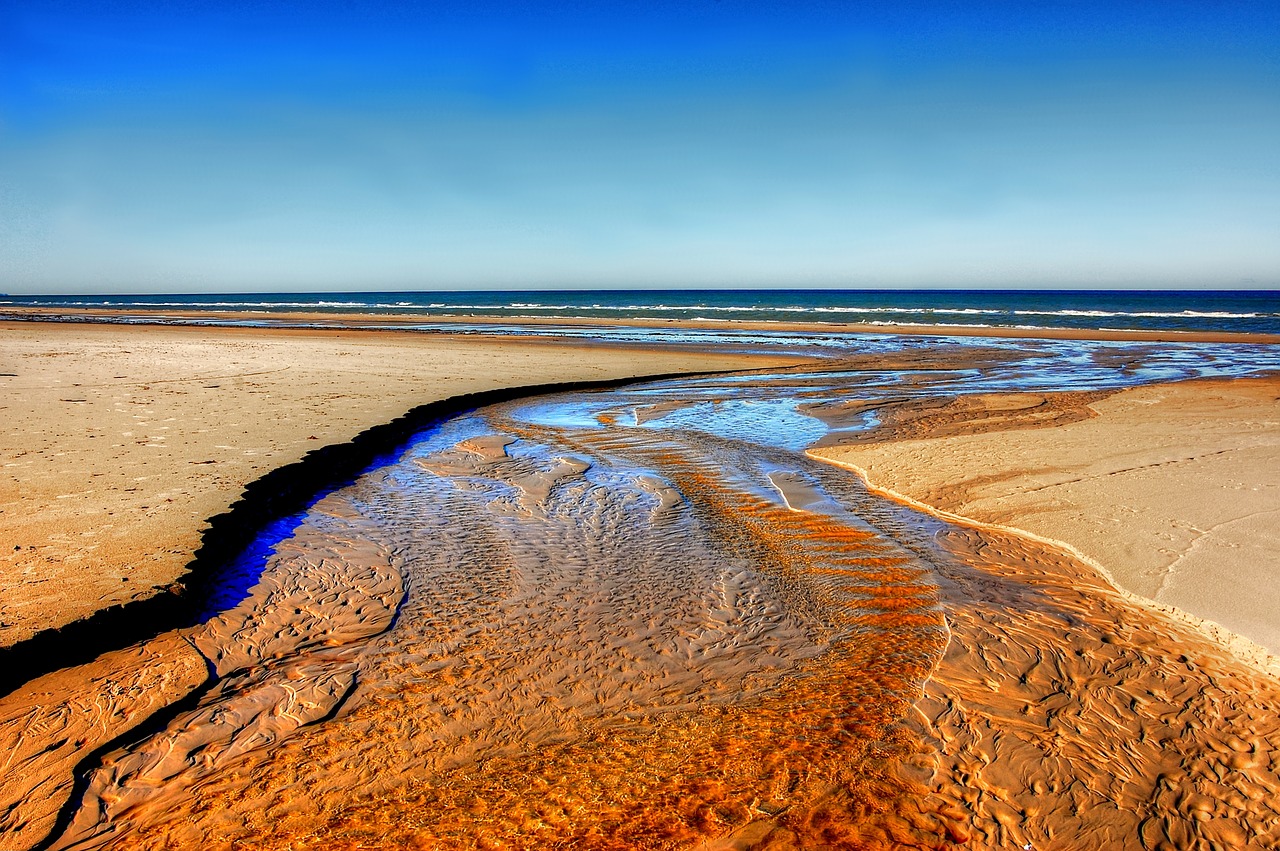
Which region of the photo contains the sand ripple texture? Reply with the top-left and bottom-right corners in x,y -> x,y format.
912,522 -> 1280,849
3,342 -> 1280,850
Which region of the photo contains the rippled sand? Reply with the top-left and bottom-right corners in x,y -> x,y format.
4,344 -> 1280,849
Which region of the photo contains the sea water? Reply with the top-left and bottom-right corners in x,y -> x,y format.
5,288 -> 1279,336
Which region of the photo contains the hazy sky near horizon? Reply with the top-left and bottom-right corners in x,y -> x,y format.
2,1 -> 1278,293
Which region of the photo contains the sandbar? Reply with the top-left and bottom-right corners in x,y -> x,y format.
5,304 -> 1279,344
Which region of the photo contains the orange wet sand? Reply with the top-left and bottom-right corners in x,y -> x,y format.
107,414 -> 1280,851
172,433 -> 956,851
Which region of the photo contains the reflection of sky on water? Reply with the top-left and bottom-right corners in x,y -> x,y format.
506,336 -> 1280,453
967,341 -> 1280,391
410,324 -> 1279,394
398,323 -> 926,355
508,398 -> 607,431
198,511 -> 310,620
183,315 -> 1280,608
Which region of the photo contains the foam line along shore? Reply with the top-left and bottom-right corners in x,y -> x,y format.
2,288 -> 1279,342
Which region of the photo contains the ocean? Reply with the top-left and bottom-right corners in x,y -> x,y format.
4,288 -> 1279,336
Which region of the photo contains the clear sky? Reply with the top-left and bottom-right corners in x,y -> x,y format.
2,1 -> 1278,293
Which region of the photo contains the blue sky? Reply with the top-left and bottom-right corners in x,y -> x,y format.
1,1 -> 1278,292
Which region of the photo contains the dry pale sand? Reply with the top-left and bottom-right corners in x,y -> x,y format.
0,320 -> 786,647
810,376 -> 1280,658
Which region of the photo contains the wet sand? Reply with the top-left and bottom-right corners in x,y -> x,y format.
810,376 -> 1280,658
3,319 -> 1280,850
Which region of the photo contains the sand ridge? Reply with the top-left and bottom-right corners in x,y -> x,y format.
803,453 -> 1280,847
811,375 -> 1280,655
922,520 -> 1280,849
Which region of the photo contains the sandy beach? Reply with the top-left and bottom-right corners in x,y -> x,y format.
2,317 -> 1279,850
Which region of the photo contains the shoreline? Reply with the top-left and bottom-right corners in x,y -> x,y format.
5,317 -> 1277,666
5,305 -> 1280,344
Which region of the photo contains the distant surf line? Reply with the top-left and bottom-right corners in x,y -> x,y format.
3,288 -> 1278,335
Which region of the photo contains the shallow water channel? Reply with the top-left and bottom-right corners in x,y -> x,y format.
39,337 -> 1280,849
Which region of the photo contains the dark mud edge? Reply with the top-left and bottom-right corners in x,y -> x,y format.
0,371 -> 737,699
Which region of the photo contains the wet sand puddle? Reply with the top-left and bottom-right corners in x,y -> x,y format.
5,340 -> 1280,850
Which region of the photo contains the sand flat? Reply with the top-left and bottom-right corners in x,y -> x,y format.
2,323 -> 1280,848
0,320 -> 786,646
20,357 -> 1275,850
811,375 -> 1280,655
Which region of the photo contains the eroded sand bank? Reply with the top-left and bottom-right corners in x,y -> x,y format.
810,376 -> 1280,655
